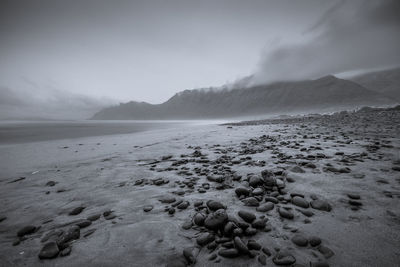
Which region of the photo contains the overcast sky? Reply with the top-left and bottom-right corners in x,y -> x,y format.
1,0 -> 399,104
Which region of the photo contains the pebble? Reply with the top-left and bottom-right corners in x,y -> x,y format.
291,234 -> 308,246
238,210 -> 256,223
278,208 -> 294,219
57,225 -> 80,248
87,214 -> 101,221
38,241 -> 59,259
196,233 -> 215,246
292,196 -> 309,208
234,236 -> 249,254
347,193 -> 361,200
310,200 -> 332,212
241,197 -> 259,207
75,219 -> 92,229
273,250 -> 296,265
158,196 -> 176,204
204,209 -> 228,230
17,225 -> 37,237
59,246 -> 71,257
218,248 -> 239,258
309,236 -> 322,247
249,175 -> 263,187
206,200 -> 226,211
258,254 -> 267,265
318,246 -> 335,259
256,202 -> 274,212
177,201 -> 190,210
247,240 -> 262,250
182,220 -> 192,230
143,205 -> 154,212
69,206 -> 85,216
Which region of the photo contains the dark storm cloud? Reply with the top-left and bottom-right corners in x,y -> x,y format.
252,0 -> 400,85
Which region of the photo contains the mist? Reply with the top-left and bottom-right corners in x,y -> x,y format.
251,0 -> 400,85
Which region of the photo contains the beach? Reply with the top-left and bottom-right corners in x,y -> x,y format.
0,110 -> 399,266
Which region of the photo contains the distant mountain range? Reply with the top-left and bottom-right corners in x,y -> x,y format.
92,68 -> 400,120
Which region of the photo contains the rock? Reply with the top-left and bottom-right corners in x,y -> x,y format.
252,219 -> 267,229
183,248 -> 195,264
318,246 -> 335,259
194,200 -> 203,207
247,240 -> 262,250
309,236 -> 322,247
46,181 -> 56,186
196,233 -> 215,246
252,188 -> 264,195
298,209 -> 314,217
261,170 -> 276,186
57,225 -> 80,247
291,234 -> 308,246
234,237 -> 249,254
177,201 -> 190,210
182,220 -> 192,230
87,214 -> 101,221
347,193 -> 361,200
17,225 -> 36,237
310,261 -> 330,267
206,200 -> 226,211
278,208 -> 294,219
348,200 -> 362,206
258,254 -> 267,265
83,229 -> 96,237
69,206 -> 85,216
310,200 -> 332,212
142,205 -> 153,212
292,196 -> 309,208
168,208 -> 176,215
218,248 -> 239,258
262,247 -> 272,256
59,246 -> 71,257
244,227 -> 257,236
257,202 -> 274,212
290,166 -> 305,173
75,219 -> 92,228
238,210 -> 256,223
264,196 -> 279,204
249,175 -> 263,187
38,241 -> 59,259
223,221 -> 235,234
158,195 -> 176,204
204,209 -> 228,230
273,250 -> 296,265
241,197 -> 259,207
193,213 -> 206,226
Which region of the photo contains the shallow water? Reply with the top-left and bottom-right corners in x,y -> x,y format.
0,120 -> 200,144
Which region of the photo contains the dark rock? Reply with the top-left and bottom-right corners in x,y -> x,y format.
244,227 -> 257,236
158,195 -> 176,204
257,202 -> 274,212
143,205 -> 154,212
264,196 -> 279,204
252,188 -> 264,195
17,225 -> 36,237
69,206 -> 85,216
249,175 -> 263,187
234,236 -> 249,254
291,234 -> 308,247
59,246 -> 71,257
241,197 -> 259,207
252,219 -> 267,229
0,216 -> 7,223
38,241 -> 59,259
247,240 -> 262,250
347,193 -> 361,200
182,220 -> 192,230
238,210 -> 256,223
83,229 -> 96,237
206,200 -> 226,211
298,209 -> 314,217
310,200 -> 332,212
261,170 -> 276,186
278,208 -> 294,219
258,254 -> 267,265
218,248 -> 239,258
75,219 -> 92,229
177,201 -> 190,210
348,200 -> 362,206
310,261 -> 330,267
318,246 -> 335,259
183,248 -> 195,264
309,236 -> 322,247
292,196 -> 309,208
87,214 -> 101,221
168,208 -> 176,215
273,250 -> 296,265
290,166 -> 305,173
262,247 -> 272,256
193,213 -> 206,226
196,233 -> 215,246
46,181 -> 56,186
57,225 -> 80,247
204,209 -> 228,230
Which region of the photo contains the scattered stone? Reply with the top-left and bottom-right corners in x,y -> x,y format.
17,225 -> 37,237
57,225 -> 80,247
193,213 -> 206,226
241,197 -> 259,207
292,196 -> 309,208
158,195 -> 176,204
218,248 -> 239,258
69,206 -> 85,216
291,234 -> 308,247
182,220 -> 192,230
258,254 -> 267,265
204,209 -> 228,230
273,250 -> 296,265
347,193 -> 361,200
143,205 -> 154,212
46,181 -> 56,186
234,236 -> 249,254
196,233 -> 215,246
247,240 -> 262,250
309,236 -> 322,247
59,246 -> 71,257
38,241 -> 59,259
75,219 -> 92,229
206,200 -> 226,211
177,201 -> 190,210
278,208 -> 294,219
238,210 -> 256,223
87,214 -> 101,221
310,200 -> 332,212
256,202 -> 274,212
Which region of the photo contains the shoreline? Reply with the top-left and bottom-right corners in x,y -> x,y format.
0,109 -> 399,266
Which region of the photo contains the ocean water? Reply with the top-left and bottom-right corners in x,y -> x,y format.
0,120 -> 193,144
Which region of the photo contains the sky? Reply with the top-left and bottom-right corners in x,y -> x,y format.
0,0 -> 399,107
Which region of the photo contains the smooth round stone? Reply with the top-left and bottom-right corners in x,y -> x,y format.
17,225 -> 36,237
194,200 -> 203,207
318,246 -> 335,259
273,250 -> 296,265
59,246 -> 71,257
238,210 -> 256,223
181,220 -> 192,230
264,196 -> 279,204
252,188 -> 264,195
292,196 -> 309,208
38,241 -> 59,259
204,209 -> 228,230
247,240 -> 262,250
249,175 -> 263,187
256,202 -> 274,212
224,221 -> 235,234
196,233 -> 215,246
278,208 -> 294,219
348,200 -> 362,206
69,206 -> 85,216
235,187 -> 250,197
74,219 -> 92,229
261,170 -> 276,186
258,254 -> 267,265
241,197 -> 259,207
143,205 -> 154,212
206,200 -> 226,211
87,214 -> 101,221
291,234 -> 308,246
234,237 -> 249,254
177,201 -> 190,209
252,219 -> 267,229
309,236 -> 322,247
310,200 -> 332,212
347,193 -> 361,200
244,227 -> 257,236
158,196 -> 176,204
218,248 -> 239,258
57,226 -> 80,247
193,213 -> 206,226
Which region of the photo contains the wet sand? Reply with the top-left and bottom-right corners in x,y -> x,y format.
0,109 -> 399,267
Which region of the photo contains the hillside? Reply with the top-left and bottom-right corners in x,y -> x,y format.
92,75 -> 396,120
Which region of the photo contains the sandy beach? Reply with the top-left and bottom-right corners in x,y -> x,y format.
0,109 -> 399,267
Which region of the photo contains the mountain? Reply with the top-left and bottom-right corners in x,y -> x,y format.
349,67 -> 400,100
92,75 -> 397,120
